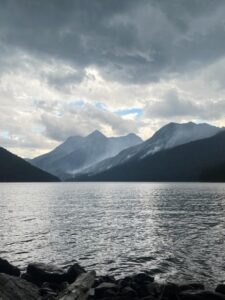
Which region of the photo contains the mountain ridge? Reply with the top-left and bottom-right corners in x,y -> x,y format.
31,131 -> 142,179
73,130 -> 225,182
72,122 -> 221,179
0,147 -> 59,182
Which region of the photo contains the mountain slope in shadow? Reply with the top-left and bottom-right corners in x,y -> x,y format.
74,130 -> 225,182
72,122 -> 221,180
0,147 -> 60,182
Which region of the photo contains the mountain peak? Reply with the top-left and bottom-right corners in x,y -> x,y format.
126,133 -> 139,137
165,121 -> 196,128
124,133 -> 143,142
157,121 -> 216,134
147,121 -> 221,150
87,130 -> 106,139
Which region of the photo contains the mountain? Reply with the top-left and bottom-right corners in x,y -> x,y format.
73,122 -> 221,179
31,130 -> 142,179
200,161 -> 225,182
0,147 -> 59,182
74,130 -> 225,182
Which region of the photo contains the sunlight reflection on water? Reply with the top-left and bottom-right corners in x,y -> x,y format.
1,182 -> 225,286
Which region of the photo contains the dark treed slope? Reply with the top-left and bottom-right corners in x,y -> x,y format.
200,161 -> 225,182
72,122 -> 221,179
74,131 -> 225,182
0,147 -> 60,182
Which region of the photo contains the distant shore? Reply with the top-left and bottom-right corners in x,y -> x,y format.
1,257 -> 225,299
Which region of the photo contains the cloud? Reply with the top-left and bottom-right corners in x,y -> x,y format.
145,87 -> 225,121
0,0 -> 225,157
145,89 -> 197,118
1,0 -> 225,84
41,102 -> 142,142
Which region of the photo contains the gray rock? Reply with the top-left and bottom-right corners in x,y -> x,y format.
179,282 -> 205,292
0,257 -> 20,277
0,273 -> 39,300
146,282 -> 164,297
27,262 -> 66,284
66,263 -> 86,284
94,275 -> 116,288
131,273 -> 154,284
180,290 -> 225,299
216,284 -> 225,295
120,286 -> 137,297
95,282 -> 118,298
39,286 -> 58,297
96,282 -> 118,289
57,270 -> 95,300
42,281 -> 68,293
139,296 -> 158,300
161,282 -> 179,299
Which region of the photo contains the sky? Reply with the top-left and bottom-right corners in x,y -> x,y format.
1,0 -> 225,158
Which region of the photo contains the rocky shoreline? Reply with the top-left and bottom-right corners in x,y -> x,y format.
0,257 -> 225,299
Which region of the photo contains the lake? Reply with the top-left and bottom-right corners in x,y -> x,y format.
1,182 -> 225,286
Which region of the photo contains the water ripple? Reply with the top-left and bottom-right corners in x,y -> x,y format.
0,182 -> 225,287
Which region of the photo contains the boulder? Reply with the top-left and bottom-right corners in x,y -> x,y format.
146,282 -> 164,298
117,276 -> 133,288
0,273 -> 39,300
57,270 -> 95,300
133,274 -> 154,298
133,283 -> 151,298
42,295 -> 56,300
96,282 -> 118,289
131,273 -> 154,284
27,262 -> 66,284
66,263 -> 86,284
120,286 -> 137,298
180,290 -> 225,299
97,297 -> 135,300
94,275 -> 116,288
21,272 -> 36,284
41,281 -> 68,294
160,282 -> 179,300
0,257 -> 20,277
95,282 -> 118,298
179,282 -> 205,292
216,284 -> 225,295
139,296 -> 158,300
116,273 -> 154,298
39,286 -> 58,297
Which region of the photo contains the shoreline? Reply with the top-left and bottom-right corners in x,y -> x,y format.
1,257 -> 225,299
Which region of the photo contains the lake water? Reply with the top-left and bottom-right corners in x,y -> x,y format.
1,182 -> 225,286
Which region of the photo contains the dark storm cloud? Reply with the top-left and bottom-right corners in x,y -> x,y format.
1,0 -> 225,157
1,0 -> 225,84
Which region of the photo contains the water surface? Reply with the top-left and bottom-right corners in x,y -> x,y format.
1,182 -> 225,286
